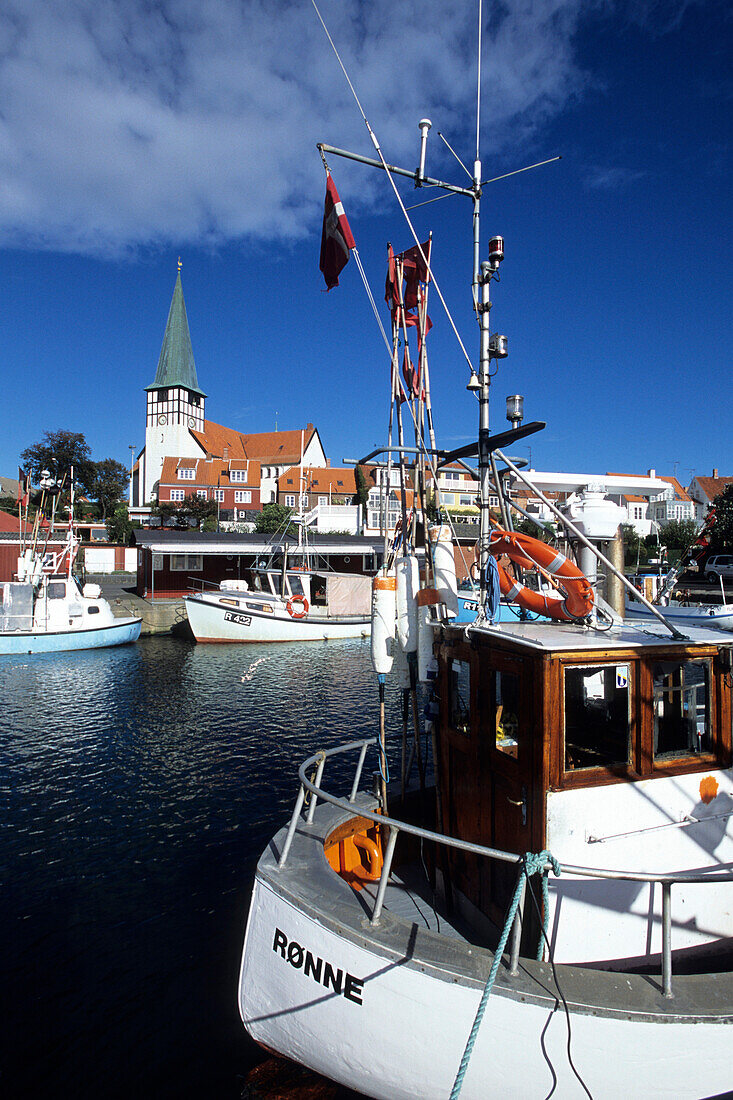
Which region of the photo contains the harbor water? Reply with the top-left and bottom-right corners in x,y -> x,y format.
1,636 -> 390,1098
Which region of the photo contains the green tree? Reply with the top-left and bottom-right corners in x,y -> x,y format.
657,519 -> 698,554
21,430 -> 96,496
515,517 -> 555,543
709,485 -> 733,551
354,465 -> 370,509
106,503 -> 134,545
152,494 -> 217,529
254,503 -> 297,535
621,523 -> 647,568
90,458 -> 129,521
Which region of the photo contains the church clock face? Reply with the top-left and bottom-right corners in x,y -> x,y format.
188,417 -> 195,427
158,414 -> 167,425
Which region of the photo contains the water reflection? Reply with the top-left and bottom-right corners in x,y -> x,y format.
0,636 -> 391,1098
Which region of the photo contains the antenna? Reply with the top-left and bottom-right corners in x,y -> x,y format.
476,0 -> 482,163
416,119 -> 432,185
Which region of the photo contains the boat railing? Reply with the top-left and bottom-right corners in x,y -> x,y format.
278,737 -> 733,998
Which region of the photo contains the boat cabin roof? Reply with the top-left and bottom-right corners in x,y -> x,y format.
462,618 -> 733,655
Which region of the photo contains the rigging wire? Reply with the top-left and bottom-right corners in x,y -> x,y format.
523,869 -> 595,1100
311,0 -> 476,374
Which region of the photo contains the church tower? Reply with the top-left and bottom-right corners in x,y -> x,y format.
141,263 -> 207,505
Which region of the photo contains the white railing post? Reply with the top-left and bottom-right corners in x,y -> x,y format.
370,827 -> 399,926
306,754 -> 327,824
278,785 -> 306,868
349,743 -> 369,802
662,881 -> 674,997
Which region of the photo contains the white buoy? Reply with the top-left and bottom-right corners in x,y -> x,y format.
392,640 -> 411,691
395,554 -> 419,653
416,587 -> 440,682
430,524 -> 458,617
370,573 -> 397,676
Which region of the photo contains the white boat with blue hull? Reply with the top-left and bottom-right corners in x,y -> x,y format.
1,572 -> 141,655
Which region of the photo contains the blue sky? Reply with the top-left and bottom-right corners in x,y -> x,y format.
0,0 -> 729,489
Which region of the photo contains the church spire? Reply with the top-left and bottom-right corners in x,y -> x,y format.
145,265 -> 206,397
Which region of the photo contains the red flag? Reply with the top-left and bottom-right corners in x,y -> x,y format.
319,174 -> 355,290
18,466 -> 29,507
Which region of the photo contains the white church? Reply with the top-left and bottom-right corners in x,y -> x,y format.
130,266 -> 326,523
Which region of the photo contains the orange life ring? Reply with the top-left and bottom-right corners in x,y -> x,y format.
286,594 -> 309,619
474,531 -> 594,621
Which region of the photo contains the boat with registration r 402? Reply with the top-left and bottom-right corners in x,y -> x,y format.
237,8 -> 733,1097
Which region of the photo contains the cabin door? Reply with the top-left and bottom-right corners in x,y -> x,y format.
480,654 -> 535,921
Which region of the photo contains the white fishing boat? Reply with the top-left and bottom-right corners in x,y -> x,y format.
626,514 -> 733,632
184,567 -> 371,642
1,471 -> 141,655
237,9 -> 732,1097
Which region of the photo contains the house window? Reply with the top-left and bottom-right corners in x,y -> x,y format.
284,495 -> 296,507
196,490 -> 207,499
318,496 -> 328,505
230,469 -> 248,483
564,664 -> 631,771
653,659 -> 711,760
170,554 -> 203,572
170,489 -> 185,502
213,490 -> 225,502
234,491 -> 251,503
178,467 -> 195,479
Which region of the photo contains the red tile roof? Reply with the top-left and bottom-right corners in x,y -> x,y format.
693,475 -> 733,502
278,467 -> 356,494
190,420 -> 316,464
159,456 -> 261,488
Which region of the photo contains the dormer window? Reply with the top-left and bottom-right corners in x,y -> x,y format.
178,467 -> 196,480
230,469 -> 248,483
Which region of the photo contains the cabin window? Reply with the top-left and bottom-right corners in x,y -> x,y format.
449,659 -> 471,736
47,582 -> 66,599
564,664 -> 630,771
652,659 -> 711,760
288,576 -> 305,597
494,670 -> 521,758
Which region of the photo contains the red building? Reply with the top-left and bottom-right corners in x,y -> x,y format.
158,455 -> 262,520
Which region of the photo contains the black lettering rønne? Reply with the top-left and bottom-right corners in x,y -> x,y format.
272,928 -> 364,1006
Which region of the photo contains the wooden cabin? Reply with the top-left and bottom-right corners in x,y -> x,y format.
436,619 -> 733,964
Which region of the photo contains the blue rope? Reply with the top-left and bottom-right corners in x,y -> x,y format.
450,850 -> 561,1099
483,553 -> 502,623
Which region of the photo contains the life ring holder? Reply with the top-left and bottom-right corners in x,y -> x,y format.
286,594 -> 309,619
473,531 -> 594,621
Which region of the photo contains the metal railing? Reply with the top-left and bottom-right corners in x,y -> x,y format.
278,737 -> 733,998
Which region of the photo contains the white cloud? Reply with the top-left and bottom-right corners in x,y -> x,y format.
0,0 -> 601,256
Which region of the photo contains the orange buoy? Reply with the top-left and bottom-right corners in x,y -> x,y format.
475,531 -> 594,621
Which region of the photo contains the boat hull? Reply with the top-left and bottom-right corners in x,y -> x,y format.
239,808 -> 733,1100
625,602 -> 733,631
0,617 -> 142,655
185,595 -> 370,643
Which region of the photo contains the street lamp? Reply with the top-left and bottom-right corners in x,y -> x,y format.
128,445 -> 136,507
